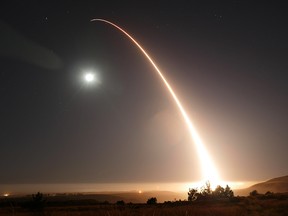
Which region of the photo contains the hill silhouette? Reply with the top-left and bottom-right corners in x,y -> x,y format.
236,175 -> 288,195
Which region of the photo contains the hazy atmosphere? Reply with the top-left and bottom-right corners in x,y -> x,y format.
1,1 -> 287,191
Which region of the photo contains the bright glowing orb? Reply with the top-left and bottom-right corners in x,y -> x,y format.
84,73 -> 95,82
3,193 -> 9,197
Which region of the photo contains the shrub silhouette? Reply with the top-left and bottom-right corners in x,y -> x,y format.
30,192 -> 46,211
250,190 -> 259,196
116,200 -> 125,205
147,197 -> 157,204
265,191 -> 274,198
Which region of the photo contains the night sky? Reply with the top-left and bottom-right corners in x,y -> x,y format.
1,1 -> 287,186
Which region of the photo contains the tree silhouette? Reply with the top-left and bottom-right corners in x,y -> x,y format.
188,188 -> 199,201
188,183 -> 234,201
213,185 -> 225,198
224,185 -> 234,198
201,181 -> 212,197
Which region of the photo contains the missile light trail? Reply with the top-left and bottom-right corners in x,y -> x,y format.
91,18 -> 220,186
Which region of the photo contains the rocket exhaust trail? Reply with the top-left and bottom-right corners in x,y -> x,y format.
91,18 -> 220,184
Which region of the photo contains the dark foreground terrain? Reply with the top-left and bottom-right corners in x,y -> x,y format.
1,193 -> 288,216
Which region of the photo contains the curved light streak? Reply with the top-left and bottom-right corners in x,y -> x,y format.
91,18 -> 220,185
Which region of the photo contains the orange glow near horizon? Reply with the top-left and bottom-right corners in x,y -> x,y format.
0,181 -> 257,195
91,18 -> 221,186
